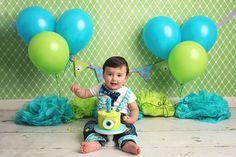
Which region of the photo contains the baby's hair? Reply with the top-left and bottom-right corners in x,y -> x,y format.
103,56 -> 129,75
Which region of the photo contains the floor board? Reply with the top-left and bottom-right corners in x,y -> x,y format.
0,108 -> 236,157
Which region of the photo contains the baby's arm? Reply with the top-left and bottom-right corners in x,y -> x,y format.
123,102 -> 139,124
70,84 -> 93,98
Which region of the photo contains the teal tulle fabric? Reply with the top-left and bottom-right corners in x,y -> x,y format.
15,96 -> 74,126
175,90 -> 231,123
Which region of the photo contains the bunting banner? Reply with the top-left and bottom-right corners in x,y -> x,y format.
73,60 -> 168,82
131,64 -> 155,81
73,58 -> 90,77
89,65 -> 104,82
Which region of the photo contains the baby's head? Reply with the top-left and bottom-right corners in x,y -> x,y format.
103,56 -> 129,75
103,56 -> 129,90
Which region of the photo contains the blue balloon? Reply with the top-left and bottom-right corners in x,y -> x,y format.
56,9 -> 93,56
143,16 -> 181,60
16,6 -> 55,44
181,16 -> 218,52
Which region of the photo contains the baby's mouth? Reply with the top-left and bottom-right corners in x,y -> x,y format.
111,83 -> 118,86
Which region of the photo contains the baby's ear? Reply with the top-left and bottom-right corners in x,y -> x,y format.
126,73 -> 130,79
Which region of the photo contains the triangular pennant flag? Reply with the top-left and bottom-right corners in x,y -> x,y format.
89,65 -> 104,82
154,61 -> 168,72
131,64 -> 155,81
73,59 -> 90,77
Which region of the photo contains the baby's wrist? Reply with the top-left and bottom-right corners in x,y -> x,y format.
75,89 -> 81,95
130,116 -> 138,123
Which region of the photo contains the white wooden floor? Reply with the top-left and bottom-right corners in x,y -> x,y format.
0,108 -> 236,157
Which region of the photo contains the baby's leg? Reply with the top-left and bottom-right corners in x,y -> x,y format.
80,141 -> 102,153
81,120 -> 107,153
122,141 -> 141,155
114,123 -> 140,155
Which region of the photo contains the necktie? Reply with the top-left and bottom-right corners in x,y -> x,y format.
100,85 -> 120,106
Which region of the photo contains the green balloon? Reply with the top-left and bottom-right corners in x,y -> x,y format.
28,32 -> 69,74
168,41 -> 208,84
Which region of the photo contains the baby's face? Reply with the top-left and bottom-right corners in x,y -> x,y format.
103,66 -> 128,90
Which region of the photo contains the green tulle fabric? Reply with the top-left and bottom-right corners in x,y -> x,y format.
70,91 -> 174,119
69,97 -> 98,119
15,96 -> 74,126
70,97 -> 144,120
175,90 -> 231,123
136,91 -> 175,117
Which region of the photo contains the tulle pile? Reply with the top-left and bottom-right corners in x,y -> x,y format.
175,90 -> 231,123
15,96 -> 74,126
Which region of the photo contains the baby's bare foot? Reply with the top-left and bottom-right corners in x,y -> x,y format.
122,141 -> 141,155
80,141 -> 101,153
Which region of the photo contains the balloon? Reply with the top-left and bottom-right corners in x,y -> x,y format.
56,9 -> 93,56
181,16 -> 218,52
168,41 -> 208,84
16,6 -> 55,44
28,32 -> 69,75
143,16 -> 181,60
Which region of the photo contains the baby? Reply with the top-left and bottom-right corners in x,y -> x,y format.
70,56 -> 140,155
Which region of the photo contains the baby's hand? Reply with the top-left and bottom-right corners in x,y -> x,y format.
70,84 -> 81,95
122,116 -> 135,124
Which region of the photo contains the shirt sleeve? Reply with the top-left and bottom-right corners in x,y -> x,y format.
128,89 -> 137,104
89,84 -> 102,96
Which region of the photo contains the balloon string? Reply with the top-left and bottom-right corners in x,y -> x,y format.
217,9 -> 236,28
62,60 -> 71,78
55,74 -> 61,97
177,83 -> 184,98
64,60 -> 72,71
55,60 -> 71,97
